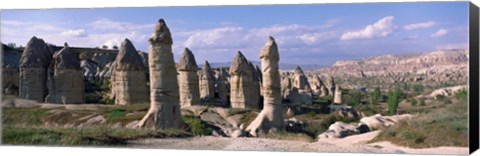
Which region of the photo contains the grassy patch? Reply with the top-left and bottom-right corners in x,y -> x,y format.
2,107 -> 49,127
370,98 -> 468,148
182,115 -> 212,136
2,126 -> 191,146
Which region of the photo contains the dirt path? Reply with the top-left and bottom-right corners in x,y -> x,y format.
127,131 -> 468,154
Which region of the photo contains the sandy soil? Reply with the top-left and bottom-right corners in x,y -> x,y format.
128,130 -> 469,155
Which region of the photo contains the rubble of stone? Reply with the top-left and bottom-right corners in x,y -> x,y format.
110,39 -> 149,105
45,43 -> 85,104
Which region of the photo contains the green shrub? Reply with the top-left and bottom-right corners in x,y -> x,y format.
387,88 -> 401,115
307,111 -> 317,117
410,98 -> 418,106
182,116 -> 212,136
413,84 -> 424,95
107,109 -> 125,122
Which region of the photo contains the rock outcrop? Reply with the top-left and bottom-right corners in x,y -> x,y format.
325,75 -> 335,96
216,72 -> 229,105
292,66 -> 312,105
136,19 -> 183,129
110,39 -> 149,105
314,49 -> 469,84
246,36 -> 285,136
177,48 -> 201,107
229,51 -> 257,109
19,36 -> 53,102
45,43 -> 85,104
199,61 -> 216,102
333,85 -> 342,104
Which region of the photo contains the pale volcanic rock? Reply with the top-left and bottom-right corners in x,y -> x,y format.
136,19 -> 183,129
229,51 -> 257,109
177,48 -> 201,107
246,36 -> 285,136
314,49 -> 468,84
325,74 -> 336,96
110,39 -> 149,105
292,66 -> 312,105
308,75 -> 325,98
199,60 -> 216,102
216,72 -> 229,104
333,85 -> 342,104
45,43 -> 85,104
249,61 -> 261,108
19,36 -> 53,102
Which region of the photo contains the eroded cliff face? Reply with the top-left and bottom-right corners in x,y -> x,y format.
313,49 -> 468,84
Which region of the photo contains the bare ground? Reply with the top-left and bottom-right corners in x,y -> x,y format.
127,131 -> 468,155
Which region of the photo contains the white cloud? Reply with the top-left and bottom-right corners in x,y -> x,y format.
403,21 -> 437,30
340,16 -> 396,41
61,29 -> 88,38
431,29 -> 448,38
88,18 -> 154,31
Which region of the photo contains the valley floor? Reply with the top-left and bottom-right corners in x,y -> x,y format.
127,131 -> 468,155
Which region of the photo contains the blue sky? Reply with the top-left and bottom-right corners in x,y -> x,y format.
1,2 -> 469,65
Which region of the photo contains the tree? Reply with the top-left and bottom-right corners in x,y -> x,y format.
101,45 -> 108,49
387,88 -> 401,115
372,86 -> 381,104
112,45 -> 119,50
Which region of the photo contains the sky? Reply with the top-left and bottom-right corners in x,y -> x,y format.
0,2 -> 469,65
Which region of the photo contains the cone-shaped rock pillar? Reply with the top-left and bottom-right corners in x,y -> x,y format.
199,60 -> 216,102
110,39 -> 149,105
229,51 -> 257,108
292,66 -> 312,105
216,69 -> 229,105
246,36 -> 284,136
326,74 -> 336,96
177,48 -> 201,107
136,19 -> 183,129
45,43 -> 84,104
249,61 -> 261,108
334,85 -> 342,104
19,36 -> 52,102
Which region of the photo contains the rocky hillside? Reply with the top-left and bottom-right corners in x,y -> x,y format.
312,49 -> 468,84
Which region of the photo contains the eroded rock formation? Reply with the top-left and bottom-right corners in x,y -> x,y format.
229,51 -> 257,109
199,61 -> 216,102
136,19 -> 183,129
177,48 -> 201,107
45,43 -> 85,104
292,66 -> 312,105
19,36 -> 53,102
333,85 -> 342,104
110,39 -> 149,105
246,36 -> 284,136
